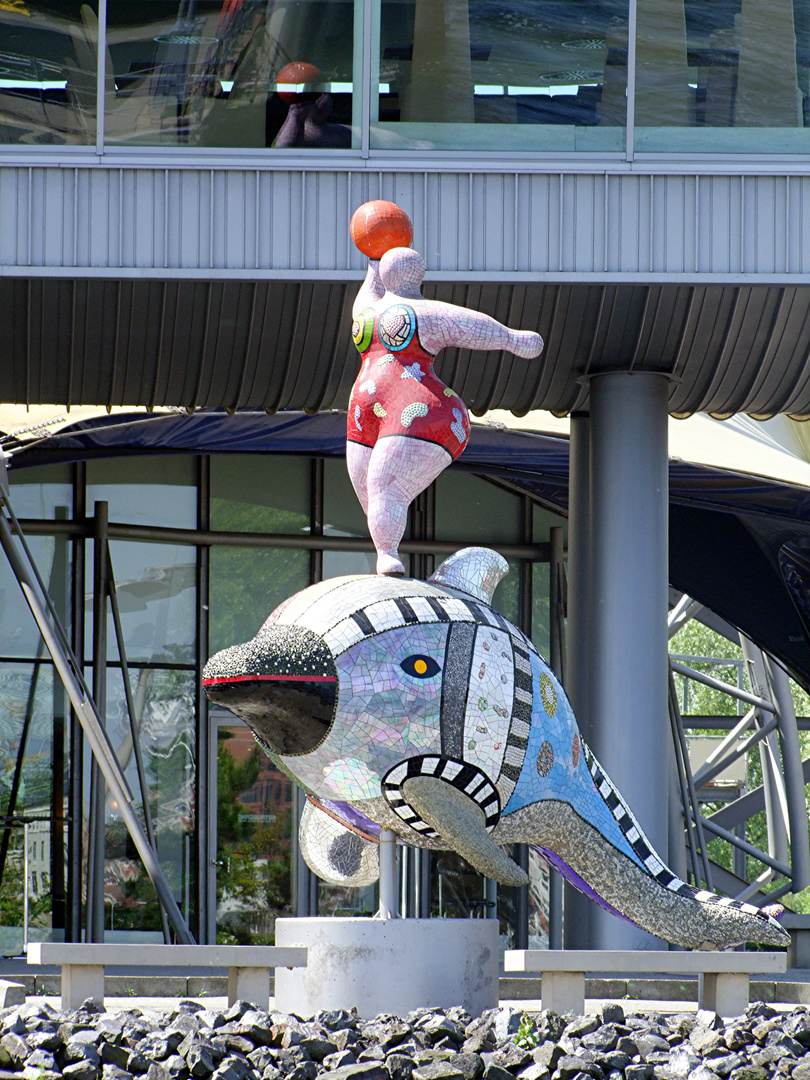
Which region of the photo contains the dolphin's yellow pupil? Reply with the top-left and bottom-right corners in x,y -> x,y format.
414,659 -> 428,674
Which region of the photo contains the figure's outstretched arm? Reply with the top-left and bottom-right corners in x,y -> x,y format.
420,305 -> 543,358
352,261 -> 384,317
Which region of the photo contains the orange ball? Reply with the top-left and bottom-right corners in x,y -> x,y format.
276,61 -> 322,103
350,200 -> 414,259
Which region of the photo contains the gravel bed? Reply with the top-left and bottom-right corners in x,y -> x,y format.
1,997 -> 810,1080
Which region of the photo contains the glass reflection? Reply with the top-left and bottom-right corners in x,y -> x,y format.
634,0 -> 810,151
0,1 -> 98,146
104,0 -> 357,147
85,540 -> 197,665
101,667 -> 196,935
374,0 -> 628,151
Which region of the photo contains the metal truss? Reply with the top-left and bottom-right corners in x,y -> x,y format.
668,593 -> 810,905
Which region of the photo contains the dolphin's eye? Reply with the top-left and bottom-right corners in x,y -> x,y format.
400,655 -> 441,678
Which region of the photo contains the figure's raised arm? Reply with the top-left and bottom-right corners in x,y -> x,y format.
352,261 -> 385,318
419,304 -> 543,358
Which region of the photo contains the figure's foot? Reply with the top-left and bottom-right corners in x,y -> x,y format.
377,553 -> 405,576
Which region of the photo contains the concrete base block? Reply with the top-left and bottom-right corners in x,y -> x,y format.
62,964 -> 104,1010
542,970 -> 585,1015
275,917 -> 498,1019
228,967 -> 270,1009
0,981 -> 25,1007
700,972 -> 750,1018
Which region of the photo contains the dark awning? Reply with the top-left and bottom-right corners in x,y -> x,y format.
11,407 -> 810,691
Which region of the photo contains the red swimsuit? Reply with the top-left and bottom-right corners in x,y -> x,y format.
347,303 -> 470,459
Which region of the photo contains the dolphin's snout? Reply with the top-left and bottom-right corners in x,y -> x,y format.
203,625 -> 337,756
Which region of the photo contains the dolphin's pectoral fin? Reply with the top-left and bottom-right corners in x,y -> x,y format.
299,800 -> 380,887
403,775 -> 528,887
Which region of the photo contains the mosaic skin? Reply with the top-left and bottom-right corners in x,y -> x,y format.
203,548 -> 787,950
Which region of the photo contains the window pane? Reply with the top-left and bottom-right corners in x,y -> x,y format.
215,723 -> 293,944
8,464 -> 72,521
373,0 -> 627,152
0,663 -> 67,952
87,456 -> 196,530
0,533 -> 71,658
86,540 -> 197,665
323,458 -> 388,578
104,0 -> 358,148
0,1 -> 97,146
634,0 -> 810,152
209,546 -> 309,653
210,455 -> 310,534
102,667 -> 196,937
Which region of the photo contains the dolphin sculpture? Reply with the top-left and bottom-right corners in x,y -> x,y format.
203,547 -> 787,950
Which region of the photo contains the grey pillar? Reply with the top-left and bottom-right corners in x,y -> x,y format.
564,412 -> 592,949
588,372 -> 670,951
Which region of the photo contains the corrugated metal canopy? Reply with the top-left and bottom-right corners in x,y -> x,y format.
3,278 -> 810,418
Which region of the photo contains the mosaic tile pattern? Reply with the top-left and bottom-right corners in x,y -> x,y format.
299,798 -> 380,886
347,243 -> 543,575
203,546 -> 788,949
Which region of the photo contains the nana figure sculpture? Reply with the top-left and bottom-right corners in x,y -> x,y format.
347,210 -> 543,576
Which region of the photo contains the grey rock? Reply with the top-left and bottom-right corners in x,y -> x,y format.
564,1019 -> 600,1041
494,1012 -> 525,1044
3,1011 -> 29,1036
768,1036 -> 803,1058
518,1065 -> 550,1080
745,1006 -> 776,1023
198,1015 -> 227,1033
101,1042 -> 132,1069
300,1038 -> 337,1062
65,1061 -> 101,1080
666,1052 -> 702,1078
422,1020 -> 463,1047
638,1036 -> 672,1059
335,1033 -> 364,1054
248,1049 -> 277,1072
288,1066 -> 317,1080
325,1052 -> 357,1071
79,1000 -> 106,1016
583,1027 -> 622,1054
171,1018 -> 204,1038
319,1064 -> 389,1080
2,1031 -> 32,1064
625,1067 -> 654,1080
412,1063 -> 465,1080
219,1037 -> 256,1057
482,1066 -> 513,1080
183,1039 -> 224,1079
462,1019 -> 496,1057
211,1059 -> 255,1080
146,1065 -> 171,1080
490,1044 -> 533,1072
616,1038 -> 639,1058
723,1031 -> 753,1053
224,1006 -> 255,1024
792,1064 -> 810,1080
386,1055 -> 415,1080
319,1015 -> 359,1035
689,1068 -> 720,1080
164,1055 -> 190,1080
358,1047 -> 387,1063
555,1055 -> 603,1080
727,1068 -> 767,1080
783,1017 -> 810,1048
22,1067 -> 61,1080
128,1052 -> 150,1075
261,1069 -> 281,1080
702,1054 -> 743,1077
28,1048 -> 58,1070
103,1066 -> 134,1080
30,1030 -> 63,1053
533,1044 -> 564,1072
449,1055 -> 484,1080
601,1008 -> 626,1027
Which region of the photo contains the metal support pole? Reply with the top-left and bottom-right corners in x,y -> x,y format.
68,463 -> 86,942
548,525 -> 565,948
0,491 -> 194,943
88,503 -> 108,942
23,822 -> 29,954
107,555 -> 172,943
564,410 -> 591,949
588,372 -> 670,950
766,656 -> 810,892
378,829 -> 398,918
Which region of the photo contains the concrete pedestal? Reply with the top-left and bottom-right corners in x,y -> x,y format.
274,917 -> 499,1018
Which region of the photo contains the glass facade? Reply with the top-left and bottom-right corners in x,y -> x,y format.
0,452 -> 562,950
2,0 -> 807,153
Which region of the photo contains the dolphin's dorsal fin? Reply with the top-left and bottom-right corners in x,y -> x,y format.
427,547 -> 508,605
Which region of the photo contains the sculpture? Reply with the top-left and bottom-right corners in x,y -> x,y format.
346,201 -> 543,575
203,547 -> 788,950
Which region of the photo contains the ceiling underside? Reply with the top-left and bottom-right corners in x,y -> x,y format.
4,278 -> 810,418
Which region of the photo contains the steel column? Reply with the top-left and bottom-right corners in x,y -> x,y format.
588,372 -> 670,950
87,503 -> 108,942
564,411 -> 592,950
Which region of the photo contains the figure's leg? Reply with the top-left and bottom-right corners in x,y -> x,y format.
366,436 -> 451,575
346,440 -> 373,515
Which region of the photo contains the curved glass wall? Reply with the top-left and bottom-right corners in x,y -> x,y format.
0,1 -> 98,146
0,451 -> 561,949
634,0 -> 810,152
3,0 -> 808,152
373,0 -> 628,152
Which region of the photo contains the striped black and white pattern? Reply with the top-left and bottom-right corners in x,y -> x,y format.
300,583 -> 533,659
584,744 -> 771,922
382,755 -> 501,837
496,643 -> 534,806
